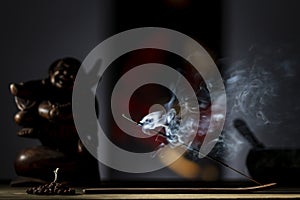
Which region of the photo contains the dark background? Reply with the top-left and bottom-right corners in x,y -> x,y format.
1,0 -> 300,181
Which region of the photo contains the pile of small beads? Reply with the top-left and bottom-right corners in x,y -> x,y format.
26,182 -> 75,195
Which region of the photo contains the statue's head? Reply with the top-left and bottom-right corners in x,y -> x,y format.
49,57 -> 81,89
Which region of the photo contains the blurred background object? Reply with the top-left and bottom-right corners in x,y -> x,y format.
97,0 -> 223,182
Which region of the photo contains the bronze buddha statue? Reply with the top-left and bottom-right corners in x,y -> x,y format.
10,58 -> 100,186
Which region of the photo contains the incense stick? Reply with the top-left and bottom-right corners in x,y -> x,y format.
122,114 -> 262,186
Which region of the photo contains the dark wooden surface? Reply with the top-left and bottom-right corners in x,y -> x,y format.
1,184 -> 300,199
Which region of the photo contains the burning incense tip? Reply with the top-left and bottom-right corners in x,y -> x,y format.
122,114 -> 141,126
